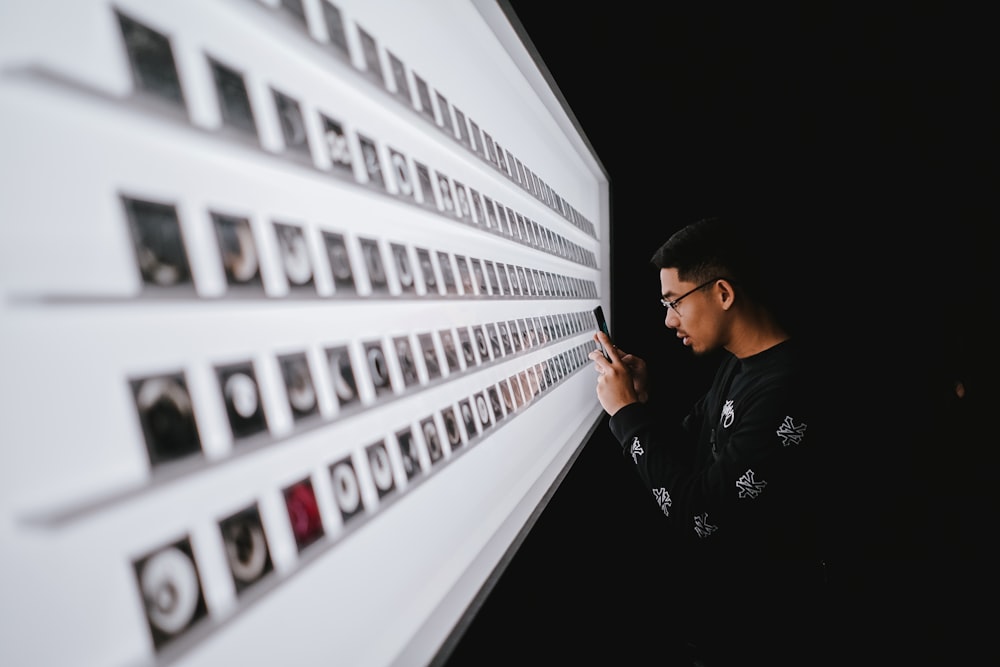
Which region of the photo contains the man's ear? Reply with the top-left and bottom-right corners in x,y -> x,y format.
718,279 -> 736,311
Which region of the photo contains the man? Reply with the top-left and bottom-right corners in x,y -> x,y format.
589,216 -> 829,666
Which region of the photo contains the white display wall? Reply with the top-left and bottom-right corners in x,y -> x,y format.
0,1 -> 610,665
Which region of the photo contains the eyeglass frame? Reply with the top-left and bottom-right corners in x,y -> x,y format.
660,277 -> 730,313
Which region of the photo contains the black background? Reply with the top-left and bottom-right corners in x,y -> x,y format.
442,4 -> 994,665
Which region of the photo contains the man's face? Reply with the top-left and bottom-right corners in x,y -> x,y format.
659,268 -> 725,355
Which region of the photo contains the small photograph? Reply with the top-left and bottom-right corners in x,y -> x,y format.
357,134 -> 386,190
324,455 -> 364,528
453,181 -> 471,220
475,391 -> 493,431
319,114 -> 354,180
441,406 -> 463,450
356,25 -> 386,87
435,173 -> 456,216
273,221 -> 315,292
507,319 -> 523,351
483,260 -> 500,296
468,119 -> 486,158
212,212 -> 262,290
482,131 -> 498,166
413,73 -> 436,122
452,107 -> 471,147
271,87 -> 311,158
122,196 -> 193,290
395,427 -> 423,481
439,329 -> 460,373
115,10 -> 186,109
504,207 -> 519,239
505,149 -> 517,179
416,247 -> 438,295
516,266 -> 530,297
473,325 -> 491,363
459,398 -> 478,439
387,51 -> 411,106
523,166 -> 535,196
215,361 -> 268,440
482,195 -> 499,231
454,255 -> 473,294
494,141 -> 508,174
534,361 -> 548,391
436,251 -> 458,295
418,332 -> 441,380
518,319 -> 531,348
509,373 -> 525,408
283,477 -> 325,551
470,258 -> 489,295
393,335 -> 420,388
366,439 -> 396,499
435,91 -> 453,133
526,318 -> 539,346
540,361 -> 553,389
208,57 -> 257,138
390,242 -> 416,295
499,380 -> 514,414
321,230 -> 357,295
131,372 -> 202,468
358,237 -> 390,294
470,189 -> 486,226
521,369 -> 537,401
498,321 -> 513,354
388,148 -> 416,201
457,328 -> 476,367
496,264 -> 512,295
488,385 -> 505,422
518,218 -> 533,247
488,324 -> 503,358
319,0 -> 350,59
219,503 -> 273,595
421,416 -> 444,464
133,536 -> 207,651
325,344 -> 361,412
414,161 -> 437,209
363,339 -> 394,398
278,352 -> 320,422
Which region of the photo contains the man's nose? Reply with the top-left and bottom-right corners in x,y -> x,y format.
664,308 -> 680,329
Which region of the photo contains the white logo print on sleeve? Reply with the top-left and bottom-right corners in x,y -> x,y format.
776,416 -> 807,447
693,512 -> 718,538
652,487 -> 672,517
736,469 -> 767,499
630,436 -> 644,463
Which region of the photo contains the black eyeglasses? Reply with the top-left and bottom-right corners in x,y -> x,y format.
660,277 -> 726,314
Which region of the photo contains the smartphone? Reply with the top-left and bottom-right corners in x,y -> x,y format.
593,305 -> 611,361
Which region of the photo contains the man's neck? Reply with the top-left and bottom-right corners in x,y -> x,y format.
725,315 -> 790,359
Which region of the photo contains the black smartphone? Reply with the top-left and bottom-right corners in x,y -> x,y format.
593,305 -> 611,361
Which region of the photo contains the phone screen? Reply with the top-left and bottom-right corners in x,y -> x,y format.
593,305 -> 611,360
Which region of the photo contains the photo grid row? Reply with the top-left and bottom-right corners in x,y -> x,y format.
122,194 -> 598,300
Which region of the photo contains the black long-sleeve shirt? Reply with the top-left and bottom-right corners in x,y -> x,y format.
608,339 -> 822,567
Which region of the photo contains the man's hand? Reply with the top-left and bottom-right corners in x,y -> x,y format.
588,332 -> 646,414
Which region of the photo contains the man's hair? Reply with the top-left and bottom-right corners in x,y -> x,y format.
650,216 -> 755,284
650,215 -> 781,315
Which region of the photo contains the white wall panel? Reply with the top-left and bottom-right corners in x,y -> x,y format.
0,1 -> 610,665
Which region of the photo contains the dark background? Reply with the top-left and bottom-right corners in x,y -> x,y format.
441,4 -> 993,665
